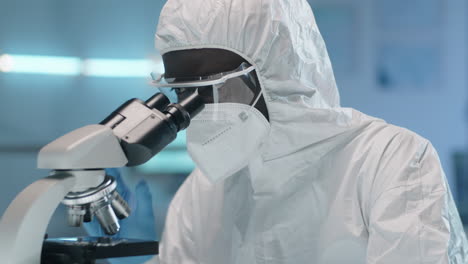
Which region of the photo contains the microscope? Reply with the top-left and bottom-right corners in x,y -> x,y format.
0,91 -> 204,264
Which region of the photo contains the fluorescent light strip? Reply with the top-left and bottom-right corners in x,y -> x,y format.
0,54 -> 163,77
82,58 -> 153,77
0,54 -> 13,72
1,54 -> 81,75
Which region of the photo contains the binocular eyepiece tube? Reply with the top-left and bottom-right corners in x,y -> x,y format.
101,90 -> 204,167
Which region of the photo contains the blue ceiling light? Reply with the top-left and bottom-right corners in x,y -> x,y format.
0,54 -> 164,78
0,54 -> 81,76
82,58 -> 154,78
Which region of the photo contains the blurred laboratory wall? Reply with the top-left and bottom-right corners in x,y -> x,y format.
0,0 -> 168,238
0,0 -> 466,243
311,0 -> 468,222
310,0 -> 467,218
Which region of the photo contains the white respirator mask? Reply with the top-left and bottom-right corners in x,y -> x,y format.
186,99 -> 269,183
151,63 -> 270,182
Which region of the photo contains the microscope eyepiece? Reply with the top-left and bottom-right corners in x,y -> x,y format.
145,93 -> 170,111
164,92 -> 205,131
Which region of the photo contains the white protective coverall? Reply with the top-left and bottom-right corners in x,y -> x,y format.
149,0 -> 468,263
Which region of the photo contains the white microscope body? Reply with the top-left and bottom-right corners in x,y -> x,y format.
0,92 -> 204,264
0,125 -> 128,264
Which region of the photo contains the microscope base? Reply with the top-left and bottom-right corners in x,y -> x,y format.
41,237 -> 159,264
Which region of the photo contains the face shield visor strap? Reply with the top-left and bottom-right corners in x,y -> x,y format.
240,89 -> 263,121
150,64 -> 256,90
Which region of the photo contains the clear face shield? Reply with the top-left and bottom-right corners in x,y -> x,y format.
150,62 -> 262,109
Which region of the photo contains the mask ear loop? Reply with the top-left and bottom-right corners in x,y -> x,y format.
212,83 -> 222,120
239,90 -> 264,122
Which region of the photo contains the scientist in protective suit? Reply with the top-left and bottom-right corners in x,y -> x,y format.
146,0 -> 468,263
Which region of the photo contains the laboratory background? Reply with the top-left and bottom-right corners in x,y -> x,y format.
0,0 -> 466,242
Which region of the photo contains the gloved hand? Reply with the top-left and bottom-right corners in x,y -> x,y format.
84,168 -> 157,264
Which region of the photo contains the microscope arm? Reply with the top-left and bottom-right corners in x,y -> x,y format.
0,124 -> 126,264
0,173 -> 75,264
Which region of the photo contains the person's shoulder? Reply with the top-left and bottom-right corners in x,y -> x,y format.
376,123 -> 428,147
348,110 -> 431,166
353,110 -> 430,150
353,113 -> 447,205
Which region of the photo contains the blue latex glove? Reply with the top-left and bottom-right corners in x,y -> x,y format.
84,168 -> 157,264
